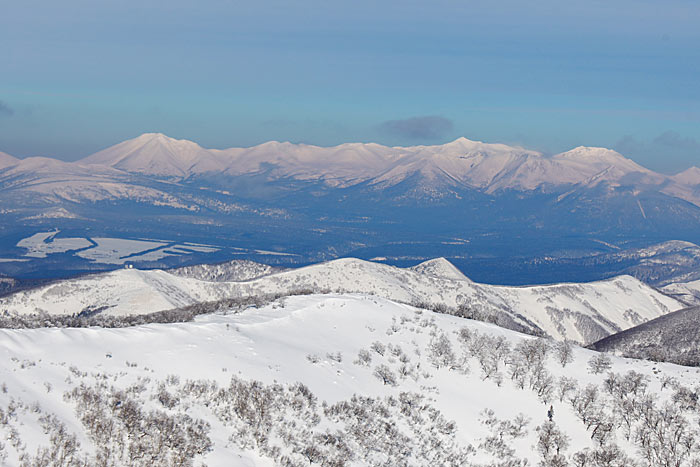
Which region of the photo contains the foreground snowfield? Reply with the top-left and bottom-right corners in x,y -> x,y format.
0,257 -> 683,344
1,294 -> 699,465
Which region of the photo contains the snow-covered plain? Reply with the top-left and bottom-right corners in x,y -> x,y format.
16,231 -> 93,258
13,231 -> 300,265
0,294 -> 698,466
0,257 -> 682,344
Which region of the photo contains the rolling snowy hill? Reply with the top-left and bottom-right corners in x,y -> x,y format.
0,257 -> 682,344
1,293 -> 699,465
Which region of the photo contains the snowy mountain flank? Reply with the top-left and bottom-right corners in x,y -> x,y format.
0,257 -> 682,345
1,293 -> 700,466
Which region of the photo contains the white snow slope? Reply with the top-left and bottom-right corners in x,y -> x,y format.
1,294 -> 699,466
0,257 -> 682,344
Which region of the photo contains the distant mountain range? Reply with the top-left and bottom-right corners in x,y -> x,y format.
4,132 -> 700,201
2,133 -> 700,279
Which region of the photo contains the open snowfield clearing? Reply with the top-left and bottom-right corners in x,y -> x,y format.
0,294 -> 698,465
15,230 -> 224,264
16,231 -> 92,258
75,237 -> 169,264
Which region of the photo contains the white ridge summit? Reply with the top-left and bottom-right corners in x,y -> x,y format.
409,257 -> 471,281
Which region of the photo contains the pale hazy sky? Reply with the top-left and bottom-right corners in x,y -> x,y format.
1,0 -> 699,173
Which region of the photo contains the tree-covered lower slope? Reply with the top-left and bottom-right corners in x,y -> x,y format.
1,294 -> 700,466
590,305 -> 700,366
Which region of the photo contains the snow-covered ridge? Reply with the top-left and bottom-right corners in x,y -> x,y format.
0,257 -> 683,344
168,259 -> 281,282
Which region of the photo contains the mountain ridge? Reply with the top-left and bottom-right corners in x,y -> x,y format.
2,132 -> 696,205
0,256 -> 683,344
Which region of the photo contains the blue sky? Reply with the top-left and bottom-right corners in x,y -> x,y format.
1,0 -> 699,173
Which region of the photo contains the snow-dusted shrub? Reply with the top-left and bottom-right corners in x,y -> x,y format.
536,421 -> 570,467
571,443 -> 634,467
370,341 -> 386,356
19,414 -> 85,467
479,409 -> 530,465
353,349 -> 372,367
554,340 -> 575,367
588,353 -> 612,374
326,351 -> 342,363
306,353 -> 321,364
373,364 -> 398,386
557,376 -> 578,403
428,332 -> 456,369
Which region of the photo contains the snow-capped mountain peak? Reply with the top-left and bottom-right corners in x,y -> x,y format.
673,166 -> 700,186
552,146 -> 648,171
81,132 -> 225,177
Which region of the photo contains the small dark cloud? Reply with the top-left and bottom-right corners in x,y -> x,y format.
0,100 -> 14,117
614,130 -> 700,174
652,130 -> 700,152
378,115 -> 453,140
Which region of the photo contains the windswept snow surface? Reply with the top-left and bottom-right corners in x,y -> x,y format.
0,257 -> 682,344
0,294 -> 699,465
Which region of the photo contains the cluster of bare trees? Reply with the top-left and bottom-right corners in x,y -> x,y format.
65,380 -> 211,466
173,375 -> 473,466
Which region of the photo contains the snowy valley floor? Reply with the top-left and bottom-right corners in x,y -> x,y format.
1,294 -> 700,466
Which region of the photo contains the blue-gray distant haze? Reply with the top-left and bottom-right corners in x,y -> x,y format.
1,0 -> 699,172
